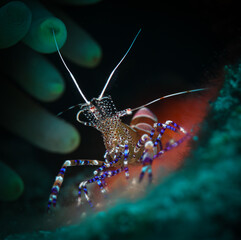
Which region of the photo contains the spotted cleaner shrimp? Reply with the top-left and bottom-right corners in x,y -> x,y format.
47,29 -> 205,210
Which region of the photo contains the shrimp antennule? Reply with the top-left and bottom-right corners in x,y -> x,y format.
98,29 -> 142,100
131,88 -> 207,112
52,29 -> 90,105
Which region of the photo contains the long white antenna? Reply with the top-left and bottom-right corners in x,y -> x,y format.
52,29 -> 90,105
131,88 -> 207,112
98,29 -> 142,100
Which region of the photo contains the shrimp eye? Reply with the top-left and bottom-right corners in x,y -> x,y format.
90,106 -> 96,112
126,108 -> 132,115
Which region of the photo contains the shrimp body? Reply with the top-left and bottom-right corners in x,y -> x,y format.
47,29 -> 204,210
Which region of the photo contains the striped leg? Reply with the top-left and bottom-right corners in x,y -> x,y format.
47,159 -> 104,211
154,133 -> 190,159
104,150 -> 111,163
153,123 -> 177,149
155,120 -> 187,135
141,133 -> 190,183
123,141 -> 130,179
134,133 -> 158,183
135,120 -> 184,155
92,155 -> 120,194
139,141 -> 155,183
93,146 -> 121,177
152,120 -> 187,150
77,152 -> 122,207
78,165 -> 124,207
134,134 -> 150,153
139,120 -> 188,183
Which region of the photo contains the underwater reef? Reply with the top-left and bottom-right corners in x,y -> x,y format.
1,0 -> 241,239
4,61 -> 241,239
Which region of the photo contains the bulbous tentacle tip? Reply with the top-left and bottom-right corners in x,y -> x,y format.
23,16 -> 67,53
0,161 -> 24,202
0,1 -> 32,49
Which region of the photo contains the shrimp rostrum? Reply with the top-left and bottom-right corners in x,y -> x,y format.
48,29 -> 205,210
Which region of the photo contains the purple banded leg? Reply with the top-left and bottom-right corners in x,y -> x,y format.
47,159 -> 104,211
123,141 -> 130,179
148,167 -> 153,183
138,121 -> 189,183
99,172 -> 108,196
100,152 -> 122,187
153,123 -> 177,148
152,120 -> 187,140
77,153 -> 122,207
93,157 -> 119,176
154,133 -> 191,159
104,150 -> 111,163
167,120 -> 187,134
99,151 -> 111,190
93,152 -> 122,195
152,120 -> 187,150
105,167 -> 124,178
134,134 -> 151,153
139,140 -> 155,183
78,166 -> 124,208
93,163 -> 108,176
150,128 -> 155,139
77,181 -> 93,208
159,120 -> 187,134
149,121 -> 180,152
139,160 -> 153,183
93,150 -> 122,176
